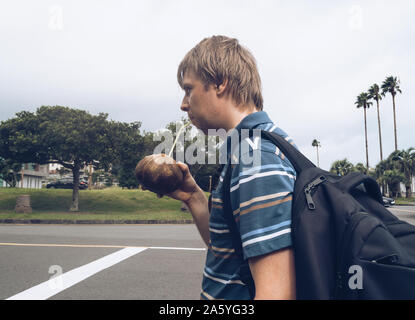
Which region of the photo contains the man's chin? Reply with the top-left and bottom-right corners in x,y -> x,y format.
190,121 -> 221,136
197,127 -> 210,136
190,120 -> 205,134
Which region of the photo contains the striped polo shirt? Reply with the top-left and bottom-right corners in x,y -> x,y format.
201,111 -> 297,300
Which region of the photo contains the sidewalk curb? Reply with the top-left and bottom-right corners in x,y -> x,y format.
0,219 -> 194,225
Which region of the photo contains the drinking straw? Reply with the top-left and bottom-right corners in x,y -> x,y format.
168,121 -> 192,158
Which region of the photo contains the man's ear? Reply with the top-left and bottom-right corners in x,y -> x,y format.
216,78 -> 228,96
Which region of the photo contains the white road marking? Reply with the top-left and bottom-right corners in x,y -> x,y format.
6,247 -> 147,300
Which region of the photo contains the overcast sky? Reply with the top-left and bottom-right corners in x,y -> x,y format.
1,0 -> 414,170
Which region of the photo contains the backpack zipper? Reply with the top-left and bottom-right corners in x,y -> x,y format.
304,175 -> 327,210
372,254 -> 399,265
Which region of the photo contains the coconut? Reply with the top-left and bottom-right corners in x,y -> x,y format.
135,153 -> 183,195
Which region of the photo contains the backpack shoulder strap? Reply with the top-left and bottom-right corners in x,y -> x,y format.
221,162 -> 244,258
221,129 -> 313,258
261,130 -> 315,173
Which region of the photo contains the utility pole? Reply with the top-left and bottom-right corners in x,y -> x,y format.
88,164 -> 92,190
312,139 -> 321,168
21,163 -> 24,188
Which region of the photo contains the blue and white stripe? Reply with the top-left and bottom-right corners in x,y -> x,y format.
230,170 -> 295,192
202,111 -> 295,300
242,228 -> 291,248
203,267 -> 246,286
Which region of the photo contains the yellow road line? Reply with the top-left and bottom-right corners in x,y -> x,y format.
391,208 -> 415,214
0,242 -> 206,251
1,223 -> 193,226
0,242 -> 146,249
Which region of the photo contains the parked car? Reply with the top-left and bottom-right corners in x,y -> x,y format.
46,179 -> 88,190
382,196 -> 395,207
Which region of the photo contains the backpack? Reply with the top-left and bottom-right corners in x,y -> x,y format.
221,129 -> 415,299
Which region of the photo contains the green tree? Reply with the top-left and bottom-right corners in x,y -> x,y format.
0,106 -> 120,211
354,162 -> 366,174
382,169 -> 405,198
375,149 -> 414,198
330,159 -> 354,176
0,158 -> 23,187
355,92 -> 372,172
311,139 -> 321,167
391,148 -> 415,198
368,84 -> 384,161
108,121 -> 148,189
381,76 -> 402,151
375,159 -> 390,195
163,118 -> 221,192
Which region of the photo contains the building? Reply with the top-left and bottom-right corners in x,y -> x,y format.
48,163 -> 63,174
19,163 -> 49,188
47,162 -> 91,180
0,163 -> 49,189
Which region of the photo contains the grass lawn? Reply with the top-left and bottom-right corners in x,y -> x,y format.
0,187 -> 198,222
395,196 -> 415,205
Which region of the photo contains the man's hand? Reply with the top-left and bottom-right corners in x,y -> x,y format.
164,162 -> 200,204
142,161 -> 210,246
141,161 -> 199,204
248,248 -> 296,300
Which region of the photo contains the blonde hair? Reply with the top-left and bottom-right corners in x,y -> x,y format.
177,35 -> 263,110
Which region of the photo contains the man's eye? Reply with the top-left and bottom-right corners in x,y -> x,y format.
185,87 -> 191,95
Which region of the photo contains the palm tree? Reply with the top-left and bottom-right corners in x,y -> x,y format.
355,92 -> 372,172
368,84 -> 383,161
381,76 -> 402,151
382,169 -> 405,198
354,162 -> 366,174
311,139 -> 321,167
391,148 -> 415,198
330,159 -> 354,176
375,159 -> 390,196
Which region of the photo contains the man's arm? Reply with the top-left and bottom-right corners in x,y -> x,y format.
248,248 -> 296,300
161,161 -> 210,246
183,187 -> 210,246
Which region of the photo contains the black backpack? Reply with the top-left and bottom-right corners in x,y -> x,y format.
221,130 -> 415,299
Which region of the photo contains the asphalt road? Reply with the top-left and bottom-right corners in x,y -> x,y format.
388,205 -> 415,225
0,224 -> 207,300
0,205 -> 414,300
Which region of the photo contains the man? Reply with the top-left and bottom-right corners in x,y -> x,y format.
167,36 -> 296,300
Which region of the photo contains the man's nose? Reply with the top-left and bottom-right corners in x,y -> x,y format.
181,97 -> 189,112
